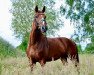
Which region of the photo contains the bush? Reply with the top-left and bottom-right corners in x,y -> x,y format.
0,37 -> 16,58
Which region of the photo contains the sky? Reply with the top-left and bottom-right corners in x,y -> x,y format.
0,0 -> 88,49
0,0 -> 21,47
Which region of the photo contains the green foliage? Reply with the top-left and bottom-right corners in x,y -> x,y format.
77,44 -> 83,53
17,33 -> 29,51
84,13 -> 89,23
66,0 -> 74,7
60,0 -> 94,42
85,43 -> 94,54
84,35 -> 94,54
0,37 -> 16,58
91,35 -> 94,42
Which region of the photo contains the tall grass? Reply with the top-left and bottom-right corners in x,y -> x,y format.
0,54 -> 94,75
0,62 -> 2,75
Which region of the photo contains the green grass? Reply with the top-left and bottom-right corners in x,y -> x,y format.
0,37 -> 16,59
0,54 -> 94,75
0,63 -> 2,75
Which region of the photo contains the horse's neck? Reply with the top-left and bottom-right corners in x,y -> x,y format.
30,29 -> 49,51
30,27 -> 46,45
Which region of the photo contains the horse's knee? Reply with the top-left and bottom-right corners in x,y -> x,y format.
29,62 -> 36,71
28,57 -> 36,71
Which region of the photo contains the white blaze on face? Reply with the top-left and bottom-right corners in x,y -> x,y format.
41,16 -> 45,25
43,20 -> 45,25
40,15 -> 45,25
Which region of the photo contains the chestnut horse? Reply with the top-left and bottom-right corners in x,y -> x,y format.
26,6 -> 79,71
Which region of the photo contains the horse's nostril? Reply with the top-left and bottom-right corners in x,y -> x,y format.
42,26 -> 45,30
41,26 -> 47,32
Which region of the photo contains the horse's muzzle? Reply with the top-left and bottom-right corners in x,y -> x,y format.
41,26 -> 48,33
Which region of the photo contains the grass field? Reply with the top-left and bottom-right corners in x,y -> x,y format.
0,54 -> 94,75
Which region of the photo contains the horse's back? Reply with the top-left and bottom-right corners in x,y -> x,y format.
47,37 -> 78,58
46,37 -> 70,58
47,37 -> 76,49
57,37 -> 78,55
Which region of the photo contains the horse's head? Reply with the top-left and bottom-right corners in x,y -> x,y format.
34,5 -> 47,34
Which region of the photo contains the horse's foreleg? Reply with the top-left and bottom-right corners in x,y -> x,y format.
29,57 -> 35,71
39,59 -> 46,73
39,59 -> 46,67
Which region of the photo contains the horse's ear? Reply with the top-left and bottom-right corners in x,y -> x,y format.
35,5 -> 38,12
42,6 -> 45,13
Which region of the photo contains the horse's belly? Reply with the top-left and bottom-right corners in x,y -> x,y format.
47,51 -> 61,60
46,55 -> 60,61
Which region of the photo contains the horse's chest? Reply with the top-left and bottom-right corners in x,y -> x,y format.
30,48 -> 44,59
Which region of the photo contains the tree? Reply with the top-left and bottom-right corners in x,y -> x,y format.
77,44 -> 83,53
85,43 -> 94,53
11,0 -> 63,50
85,36 -> 94,53
60,0 -> 94,42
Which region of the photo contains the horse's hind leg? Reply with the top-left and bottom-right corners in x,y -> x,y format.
71,54 -> 80,74
61,56 -> 68,65
75,53 -> 79,67
70,54 -> 79,67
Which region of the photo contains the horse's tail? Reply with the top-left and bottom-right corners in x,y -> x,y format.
68,40 -> 79,64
